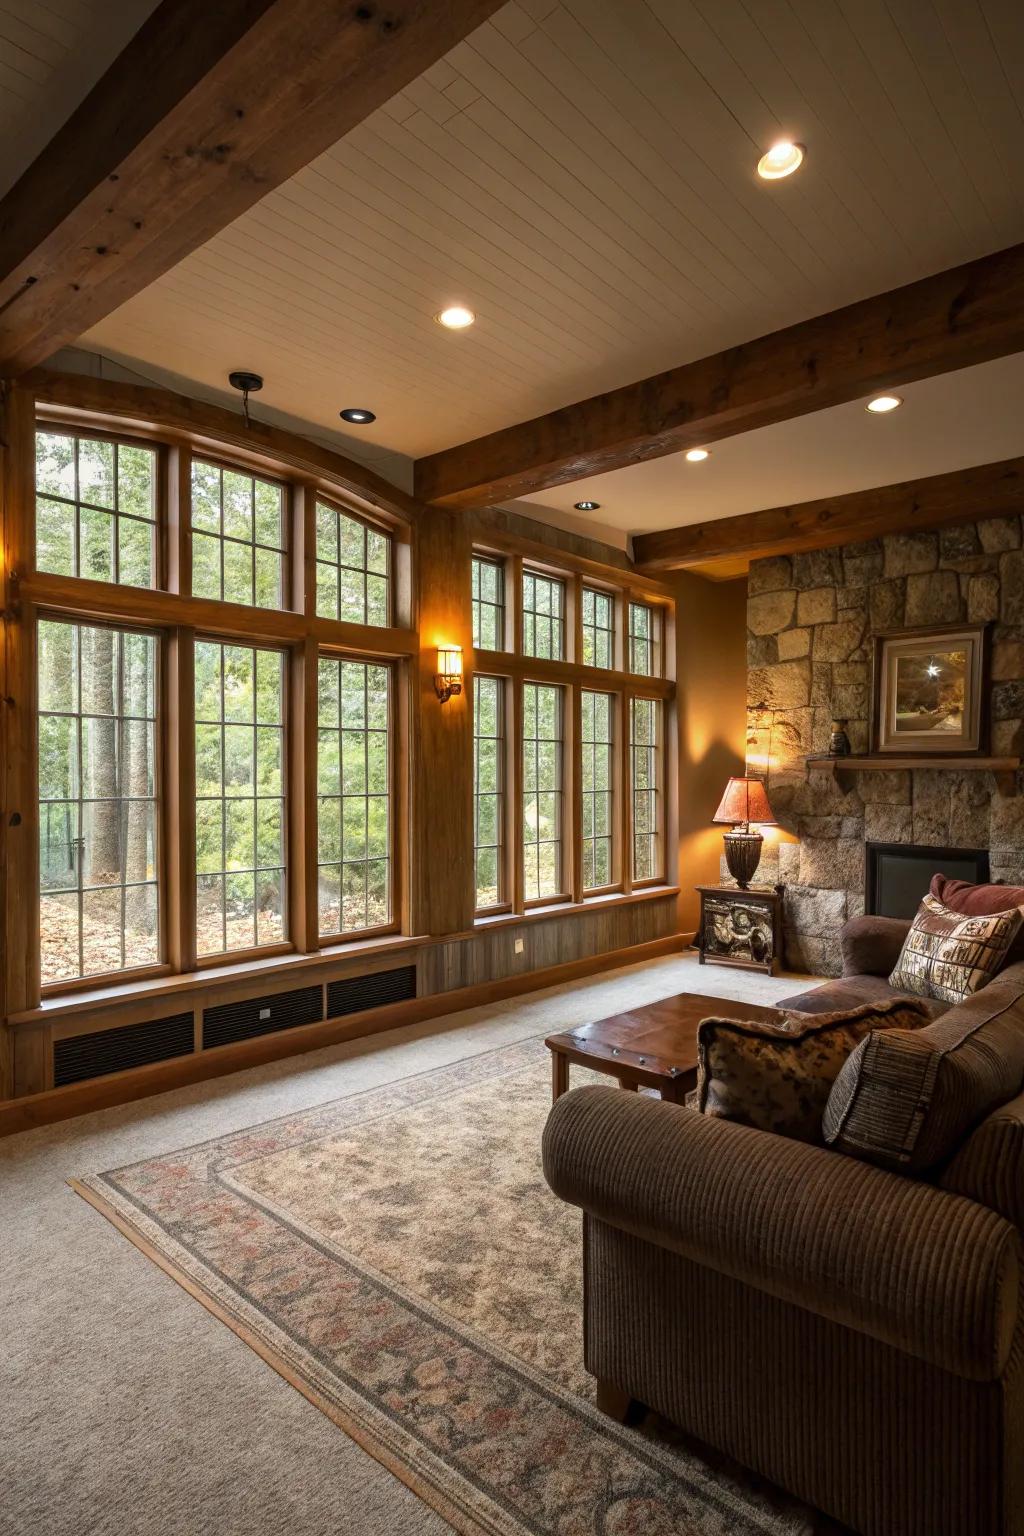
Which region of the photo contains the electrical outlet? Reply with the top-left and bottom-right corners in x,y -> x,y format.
514,937 -> 525,955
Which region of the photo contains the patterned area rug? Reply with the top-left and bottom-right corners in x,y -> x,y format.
75,1035 -> 811,1536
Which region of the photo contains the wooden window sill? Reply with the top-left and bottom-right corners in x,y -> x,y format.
473,884 -> 678,930
8,932 -> 434,1026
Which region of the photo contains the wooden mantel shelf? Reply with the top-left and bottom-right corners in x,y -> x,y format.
807,754 -> 1021,773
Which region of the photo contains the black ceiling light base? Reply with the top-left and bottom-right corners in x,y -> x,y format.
228,370 -> 264,428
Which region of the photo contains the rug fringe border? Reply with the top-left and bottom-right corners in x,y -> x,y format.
69,1177 -> 496,1536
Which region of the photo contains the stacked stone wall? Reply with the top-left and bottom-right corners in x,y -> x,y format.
741,518 -> 1024,975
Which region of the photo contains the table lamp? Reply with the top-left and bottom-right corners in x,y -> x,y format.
712,776 -> 776,889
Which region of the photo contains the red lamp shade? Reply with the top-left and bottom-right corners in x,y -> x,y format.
712,776 -> 776,827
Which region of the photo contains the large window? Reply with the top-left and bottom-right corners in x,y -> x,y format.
316,502 -> 390,625
628,601 -> 660,677
473,677 -> 504,910
317,658 -> 392,936
194,642 -> 286,956
36,430 -> 157,588
522,570 -> 565,660
581,587 -> 614,669
38,619 -> 159,985
631,697 -> 661,882
191,459 -> 286,609
472,555 -> 505,650
522,682 -> 564,902
581,691 -> 614,891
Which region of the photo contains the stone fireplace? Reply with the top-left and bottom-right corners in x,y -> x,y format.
738,517 -> 1024,976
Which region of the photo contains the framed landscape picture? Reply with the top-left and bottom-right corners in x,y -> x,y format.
872,624 -> 989,756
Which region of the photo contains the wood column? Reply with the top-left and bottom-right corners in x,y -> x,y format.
1,382 -> 40,1094
410,507 -> 474,937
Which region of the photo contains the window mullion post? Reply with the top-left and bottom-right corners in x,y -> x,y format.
570,573 -> 583,665
288,634 -> 318,952
509,555 -> 523,655
167,443 -> 191,596
510,675 -> 525,915
621,690 -> 634,896
292,484 -> 315,617
614,590 -> 627,674
569,685 -> 583,904
165,626 -> 196,973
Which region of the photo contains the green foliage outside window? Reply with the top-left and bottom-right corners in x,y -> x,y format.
192,460 -> 285,609
38,618 -> 159,984
36,430 -> 157,588
195,641 -> 286,954
315,503 -> 389,626
317,658 -> 391,935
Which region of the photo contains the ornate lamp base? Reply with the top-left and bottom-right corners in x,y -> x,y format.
722,829 -> 764,889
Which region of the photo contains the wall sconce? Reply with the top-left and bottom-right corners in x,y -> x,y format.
434,644 -> 463,703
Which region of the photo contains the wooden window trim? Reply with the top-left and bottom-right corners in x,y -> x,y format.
22,396 -> 420,1010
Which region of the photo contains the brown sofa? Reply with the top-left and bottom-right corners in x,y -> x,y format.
543,914 -> 1024,1536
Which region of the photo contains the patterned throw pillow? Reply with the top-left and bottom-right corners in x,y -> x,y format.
695,996 -> 931,1144
888,894 -> 1024,1006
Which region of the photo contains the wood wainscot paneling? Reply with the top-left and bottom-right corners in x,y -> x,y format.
420,891 -> 680,994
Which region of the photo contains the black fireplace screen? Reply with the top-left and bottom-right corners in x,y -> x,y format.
865,842 -> 990,920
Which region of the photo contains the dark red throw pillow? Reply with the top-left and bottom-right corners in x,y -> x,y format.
930,875 -> 1024,967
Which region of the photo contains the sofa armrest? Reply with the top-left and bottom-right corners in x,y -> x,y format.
940,1089 -> 1024,1229
840,914 -> 910,977
543,1086 -> 1018,1382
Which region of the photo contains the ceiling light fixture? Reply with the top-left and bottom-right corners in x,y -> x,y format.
865,394 -> 903,414
340,407 -> 376,424
756,141 -> 805,180
228,370 -> 263,428
574,500 -> 600,511
436,305 -> 476,330
685,447 -> 710,462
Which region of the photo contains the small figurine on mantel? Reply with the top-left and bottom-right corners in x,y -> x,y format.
828,718 -> 852,757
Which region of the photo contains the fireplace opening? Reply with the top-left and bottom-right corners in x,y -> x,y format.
865,843 -> 990,920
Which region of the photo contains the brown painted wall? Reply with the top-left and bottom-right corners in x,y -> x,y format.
671,572 -> 748,935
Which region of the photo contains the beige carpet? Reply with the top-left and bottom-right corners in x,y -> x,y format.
3,953 -> 820,1535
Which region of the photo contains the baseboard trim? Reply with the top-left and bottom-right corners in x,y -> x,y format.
0,934 -> 683,1137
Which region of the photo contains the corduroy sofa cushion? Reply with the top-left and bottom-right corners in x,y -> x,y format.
823,969 -> 1024,1172
775,971 -> 948,1019
696,997 -> 931,1144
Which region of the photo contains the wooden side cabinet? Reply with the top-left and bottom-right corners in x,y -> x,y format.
696,885 -> 784,976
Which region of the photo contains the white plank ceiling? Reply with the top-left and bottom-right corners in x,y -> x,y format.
4,0 -> 1024,533
0,0 -> 158,197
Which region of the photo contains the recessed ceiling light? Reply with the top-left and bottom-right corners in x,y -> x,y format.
757,141 -> 805,180
574,499 -> 600,511
865,394 -> 903,414
340,407 -> 376,424
436,305 -> 475,330
685,447 -> 711,462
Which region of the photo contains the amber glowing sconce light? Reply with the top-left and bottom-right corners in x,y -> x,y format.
434,644 -> 463,703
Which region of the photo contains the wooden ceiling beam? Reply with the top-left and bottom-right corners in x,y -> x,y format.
632,455 -> 1024,571
413,242 -> 1024,509
0,0 -> 504,375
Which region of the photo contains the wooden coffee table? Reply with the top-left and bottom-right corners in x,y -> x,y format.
546,991 -> 786,1104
